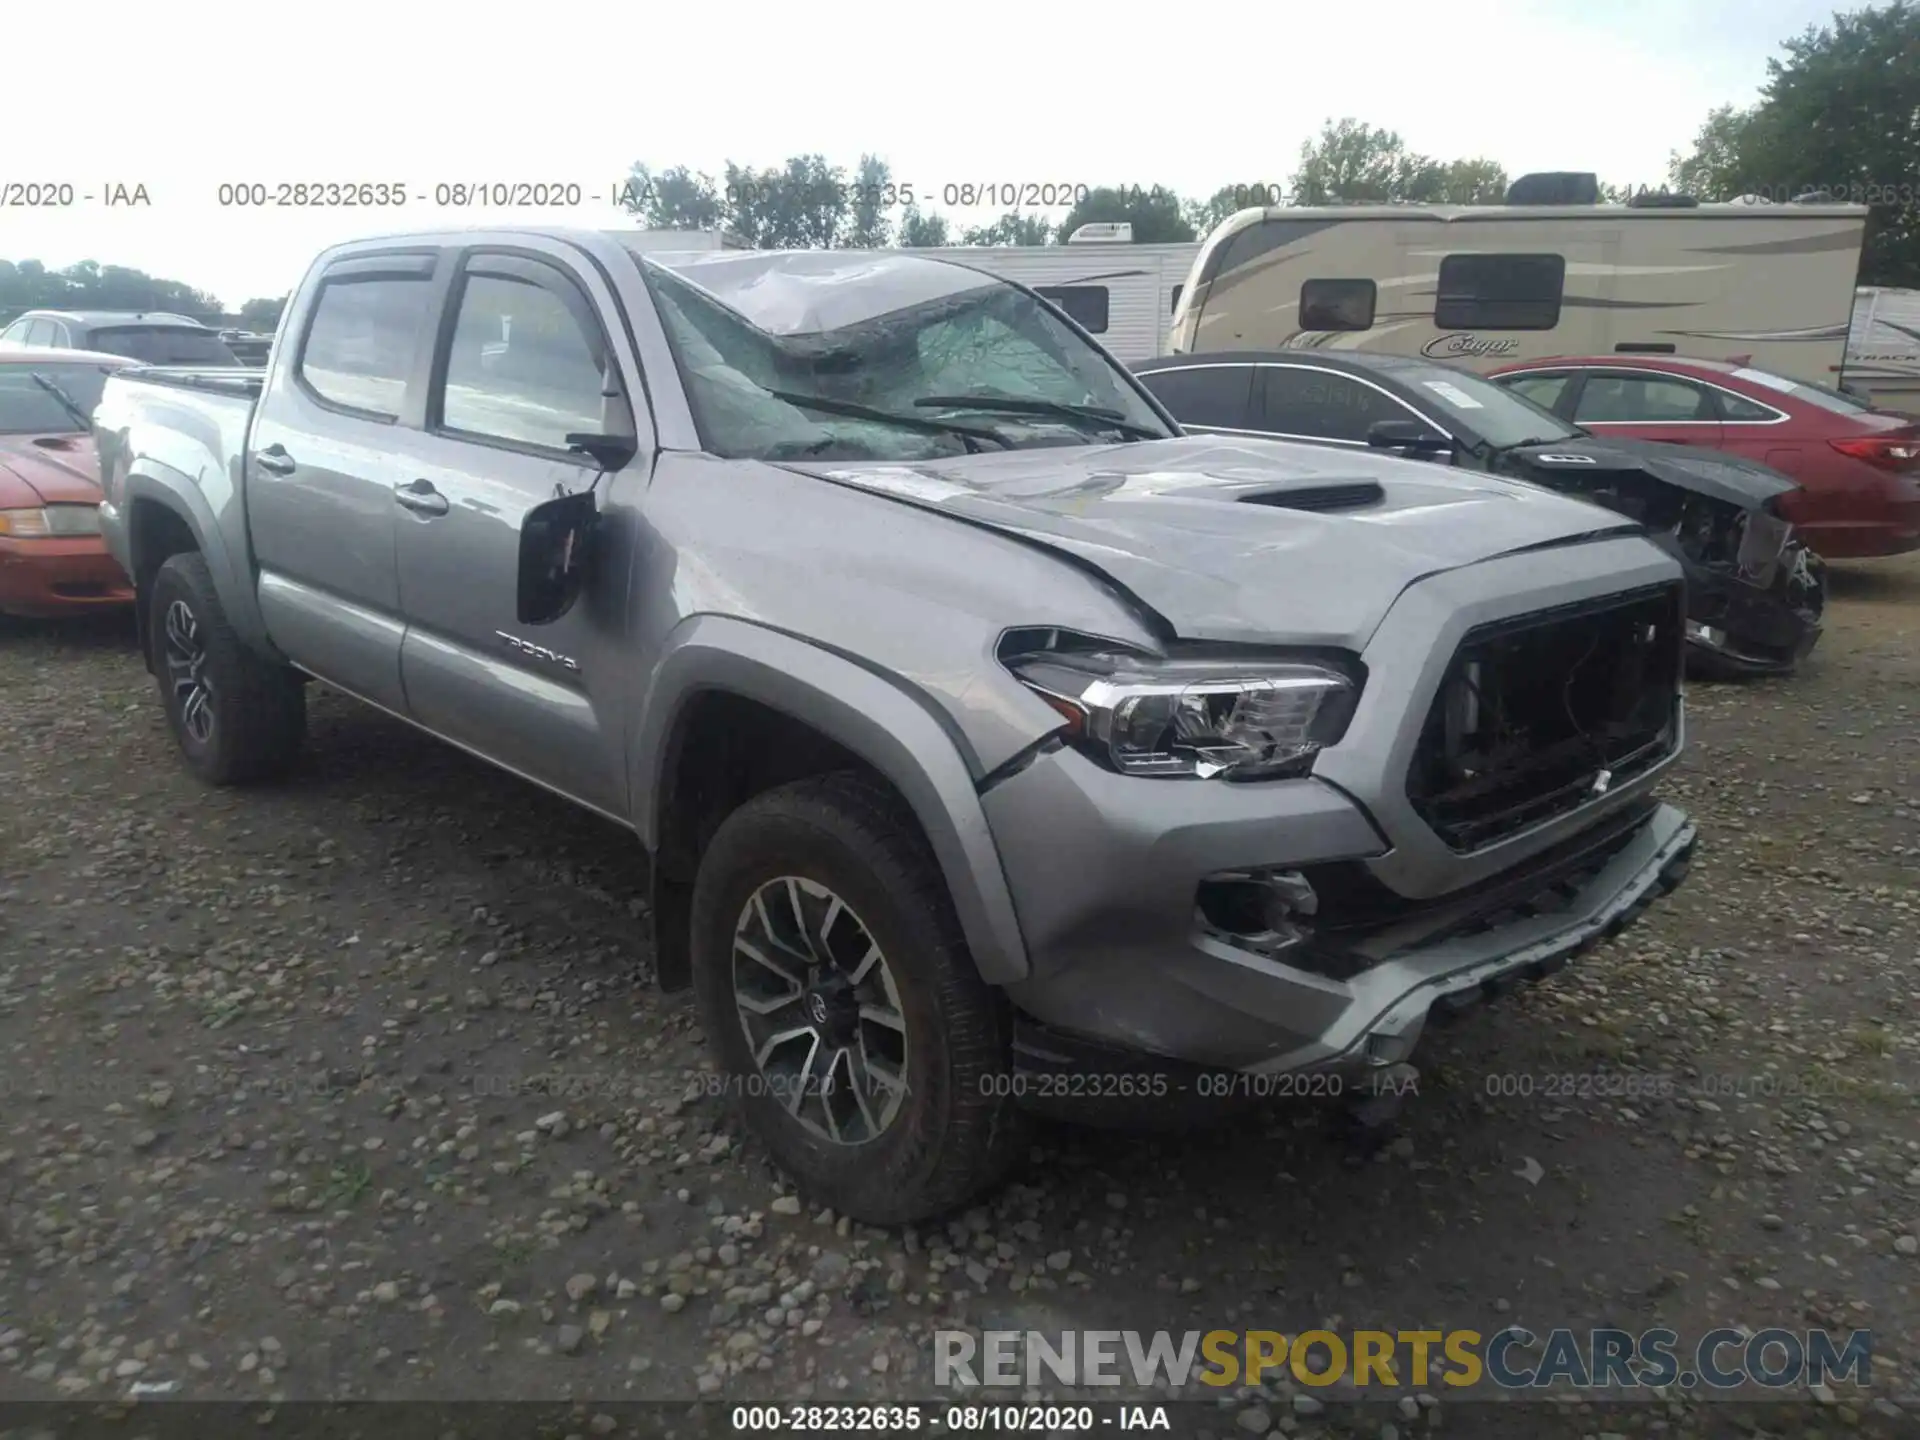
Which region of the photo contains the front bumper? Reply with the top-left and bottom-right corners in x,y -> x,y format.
0,535 -> 135,617
1678,543 -> 1824,675
987,741 -> 1696,1076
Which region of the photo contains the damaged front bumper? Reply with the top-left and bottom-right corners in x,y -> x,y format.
987,740 -> 1697,1092
1678,528 -> 1825,675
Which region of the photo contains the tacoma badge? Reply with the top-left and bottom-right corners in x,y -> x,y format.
495,631 -> 580,672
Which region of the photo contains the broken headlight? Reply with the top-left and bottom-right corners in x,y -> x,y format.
1005,640 -> 1360,780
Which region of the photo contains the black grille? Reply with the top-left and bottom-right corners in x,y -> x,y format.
1406,583 -> 1683,851
1239,483 -> 1383,512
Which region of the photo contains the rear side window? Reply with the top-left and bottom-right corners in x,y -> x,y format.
1300,279 -> 1376,331
1135,365 -> 1253,430
1034,285 -> 1110,335
1716,389 -> 1784,421
298,276 -> 435,418
1574,373 -> 1714,423
87,326 -> 236,365
1435,254 -> 1565,330
23,320 -> 55,346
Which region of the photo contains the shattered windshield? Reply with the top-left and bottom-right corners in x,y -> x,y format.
633,250 -> 1173,461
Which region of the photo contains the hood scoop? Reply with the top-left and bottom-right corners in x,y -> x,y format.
1237,481 -> 1383,513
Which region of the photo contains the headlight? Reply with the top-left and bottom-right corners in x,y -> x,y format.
1004,637 -> 1360,780
0,504 -> 100,538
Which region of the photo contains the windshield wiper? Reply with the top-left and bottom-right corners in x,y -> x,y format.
28,373 -> 93,432
766,389 -> 1011,452
912,393 -> 1165,441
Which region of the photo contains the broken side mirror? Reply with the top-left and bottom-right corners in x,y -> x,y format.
1367,419 -> 1451,455
517,489 -> 599,626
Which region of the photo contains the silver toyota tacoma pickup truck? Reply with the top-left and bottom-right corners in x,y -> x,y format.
95,227 -> 1698,1223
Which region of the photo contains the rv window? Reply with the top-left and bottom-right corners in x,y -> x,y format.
1255,366 -> 1424,444
1134,365 -> 1254,430
1171,284 -> 1183,315
1434,254 -> 1565,331
1573,373 -> 1714,424
1299,279 -> 1376,331
1033,285 -> 1110,335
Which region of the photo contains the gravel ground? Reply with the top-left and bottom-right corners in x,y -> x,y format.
2,559 -> 1917,1437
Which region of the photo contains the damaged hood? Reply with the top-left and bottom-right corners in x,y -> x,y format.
0,432 -> 103,507
1510,436 -> 1799,510
787,435 -> 1643,648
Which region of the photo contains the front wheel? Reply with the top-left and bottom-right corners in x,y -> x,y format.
148,551 -> 306,785
689,772 -> 1022,1224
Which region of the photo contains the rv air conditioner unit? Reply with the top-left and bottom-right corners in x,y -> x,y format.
1067,222 -> 1133,243
1626,191 -> 1702,209
1792,188 -> 1836,204
1504,172 -> 1601,206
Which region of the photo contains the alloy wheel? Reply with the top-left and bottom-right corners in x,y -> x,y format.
163,599 -> 215,744
731,875 -> 909,1145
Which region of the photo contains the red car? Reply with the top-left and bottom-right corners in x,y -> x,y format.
1487,355 -> 1920,559
0,348 -> 137,617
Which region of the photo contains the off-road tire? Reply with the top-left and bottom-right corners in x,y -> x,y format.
690,771 -> 1023,1224
149,551 -> 306,785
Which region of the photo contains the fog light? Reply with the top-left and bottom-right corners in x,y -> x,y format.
1685,621 -> 1726,650
1196,869 -> 1320,956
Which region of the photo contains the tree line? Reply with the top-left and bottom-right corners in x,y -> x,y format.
0,259 -> 287,331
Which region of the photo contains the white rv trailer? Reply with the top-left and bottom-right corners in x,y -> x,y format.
1845,286 -> 1920,414
1169,192 -> 1870,386
918,224 -> 1202,363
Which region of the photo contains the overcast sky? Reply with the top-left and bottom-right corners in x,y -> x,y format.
8,0 -> 1845,309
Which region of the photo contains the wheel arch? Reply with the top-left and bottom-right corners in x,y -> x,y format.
632,615 -> 1030,992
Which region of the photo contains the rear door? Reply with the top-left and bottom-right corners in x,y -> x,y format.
1566,367 -> 1723,449
391,243 -> 646,816
247,250 -> 442,712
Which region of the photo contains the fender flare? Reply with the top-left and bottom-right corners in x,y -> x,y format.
632,615 -> 1031,986
119,466 -> 273,652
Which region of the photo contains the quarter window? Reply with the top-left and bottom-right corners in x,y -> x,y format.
1716,389 -> 1784,421
1034,285 -> 1110,335
1134,365 -> 1253,430
1299,279 -> 1376,331
1256,367 -> 1424,443
1574,373 -> 1714,423
23,320 -> 56,347
299,275 -> 435,418
439,268 -> 623,452
0,319 -> 29,343
1435,254 -> 1566,330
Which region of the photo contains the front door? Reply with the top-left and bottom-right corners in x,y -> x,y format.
390,245 -> 647,817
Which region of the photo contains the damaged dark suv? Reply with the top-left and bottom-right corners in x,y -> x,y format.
1134,351 -> 1825,674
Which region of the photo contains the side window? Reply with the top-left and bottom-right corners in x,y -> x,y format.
1574,373 -> 1715,423
0,319 -> 28,343
48,322 -> 72,348
1033,285 -> 1109,335
1134,366 -> 1254,430
23,320 -> 55,347
1256,367 -> 1423,443
1435,254 -> 1565,330
1299,279 -> 1376,331
438,261 -> 626,452
1716,389 -> 1782,422
1501,371 -> 1575,412
298,274 -> 435,418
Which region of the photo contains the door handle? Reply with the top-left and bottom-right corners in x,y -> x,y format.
395,479 -> 449,517
253,445 -> 296,476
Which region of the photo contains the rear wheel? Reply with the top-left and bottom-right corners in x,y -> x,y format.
149,552 -> 306,785
690,772 -> 1022,1224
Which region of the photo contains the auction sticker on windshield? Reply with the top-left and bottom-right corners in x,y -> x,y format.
1421,380 -> 1484,408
